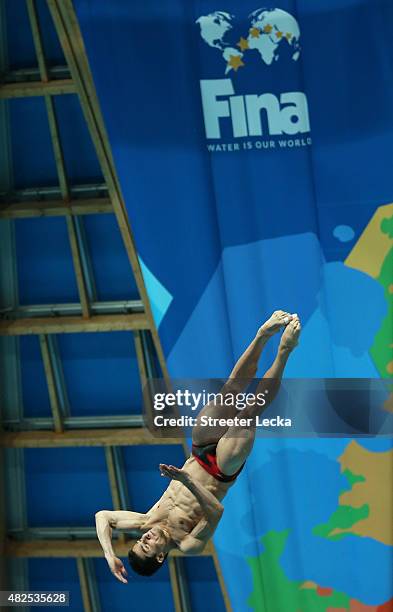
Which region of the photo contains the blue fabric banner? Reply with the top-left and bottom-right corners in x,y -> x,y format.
75,1 -> 393,609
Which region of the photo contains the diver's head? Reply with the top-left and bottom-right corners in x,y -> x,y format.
128,526 -> 170,576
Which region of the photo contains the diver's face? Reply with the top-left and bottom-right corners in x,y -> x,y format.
133,527 -> 167,561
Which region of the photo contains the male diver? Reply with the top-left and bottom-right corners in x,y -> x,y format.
95,311 -> 301,580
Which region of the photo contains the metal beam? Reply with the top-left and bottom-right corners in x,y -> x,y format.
45,75 -> 91,318
105,447 -> 129,546
212,551 -> 233,612
39,335 -> 64,432
2,65 -> 70,82
133,331 -> 158,425
7,526 -> 157,540
0,182 -> 108,201
45,96 -> 70,198
8,527 -> 107,540
2,300 -> 142,318
42,109 -> 93,318
168,558 -> 183,612
27,0 -> 92,320
141,330 -> 158,378
46,335 -> 70,418
0,197 -> 112,218
169,558 -> 192,612
40,7 -> 230,611
0,145 -> 23,426
133,330 -> 148,389
73,216 -> 97,303
0,2 -> 23,591
105,447 -> 122,511
46,0 -> 169,382
0,79 -> 75,98
3,415 -> 144,431
1,428 -> 180,448
0,431 -> 7,591
0,313 -> 149,335
5,538 -> 214,558
82,559 -> 101,612
26,0 -> 49,82
77,559 -> 95,612
4,450 -> 29,592
66,215 -> 90,317
0,445 -> 6,590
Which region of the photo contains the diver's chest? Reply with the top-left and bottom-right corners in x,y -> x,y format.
167,507 -> 195,536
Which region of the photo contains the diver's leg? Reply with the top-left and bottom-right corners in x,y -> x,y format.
191,311 -> 293,446
215,317 -> 301,475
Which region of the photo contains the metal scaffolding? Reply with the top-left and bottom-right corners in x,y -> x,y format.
0,2 -> 231,611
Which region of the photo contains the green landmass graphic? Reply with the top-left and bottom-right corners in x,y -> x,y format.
338,468 -> 366,495
313,504 -> 369,540
246,530 -> 350,612
342,468 -> 366,488
370,214 -> 393,378
380,215 -> 393,239
314,468 -> 369,540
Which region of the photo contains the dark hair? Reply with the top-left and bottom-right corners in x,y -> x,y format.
128,548 -> 168,576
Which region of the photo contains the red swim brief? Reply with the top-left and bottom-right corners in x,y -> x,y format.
192,442 -> 245,483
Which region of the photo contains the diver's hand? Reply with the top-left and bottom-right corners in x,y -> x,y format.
159,464 -> 190,485
106,554 -> 128,584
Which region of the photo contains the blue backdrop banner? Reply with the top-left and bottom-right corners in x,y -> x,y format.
74,1 -> 393,609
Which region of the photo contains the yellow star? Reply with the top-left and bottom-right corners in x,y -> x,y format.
237,37 -> 249,51
263,24 -> 273,34
276,31 -> 283,39
249,27 -> 260,38
286,32 -> 293,40
228,55 -> 245,72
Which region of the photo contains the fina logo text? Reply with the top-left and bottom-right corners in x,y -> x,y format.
196,8 -> 311,143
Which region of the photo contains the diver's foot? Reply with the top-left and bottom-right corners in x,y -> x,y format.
279,315 -> 301,350
258,310 -> 293,338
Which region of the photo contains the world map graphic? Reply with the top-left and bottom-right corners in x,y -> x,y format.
196,8 -> 301,73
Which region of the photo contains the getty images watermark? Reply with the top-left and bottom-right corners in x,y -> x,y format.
142,379 -> 393,438
147,386 -> 293,433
